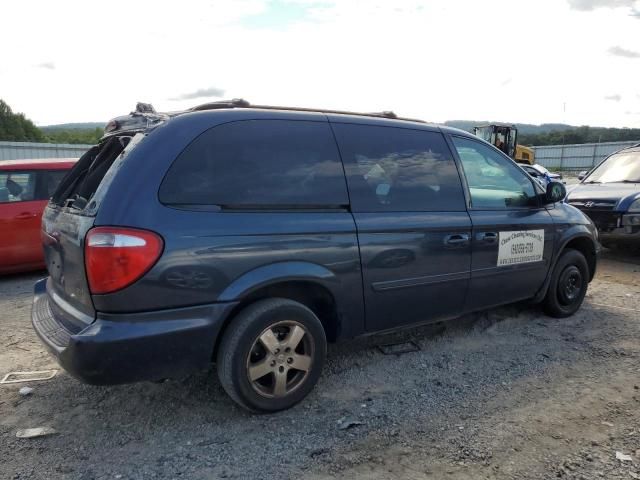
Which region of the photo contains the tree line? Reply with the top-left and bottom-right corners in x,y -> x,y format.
41,127 -> 104,144
0,99 -> 103,144
0,99 -> 45,142
519,126 -> 640,146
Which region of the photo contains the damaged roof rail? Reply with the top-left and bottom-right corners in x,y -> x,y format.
104,102 -> 169,137
103,99 -> 425,138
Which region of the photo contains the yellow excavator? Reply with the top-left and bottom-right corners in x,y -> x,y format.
473,123 -> 535,165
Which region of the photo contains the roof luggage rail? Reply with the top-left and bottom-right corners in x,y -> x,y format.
104,99 -> 426,138
188,99 -> 424,123
366,111 -> 398,119
190,98 -> 251,111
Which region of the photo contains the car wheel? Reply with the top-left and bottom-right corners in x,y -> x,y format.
217,298 -> 326,412
543,248 -> 589,318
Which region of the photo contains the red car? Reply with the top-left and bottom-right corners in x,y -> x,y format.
0,158 -> 77,274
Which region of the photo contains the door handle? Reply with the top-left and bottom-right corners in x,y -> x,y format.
477,232 -> 498,243
15,212 -> 37,220
444,233 -> 470,247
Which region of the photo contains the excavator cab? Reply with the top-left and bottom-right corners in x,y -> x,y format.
473,124 -> 535,165
473,124 -> 517,157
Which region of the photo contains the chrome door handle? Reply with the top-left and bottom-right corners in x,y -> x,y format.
444,233 -> 470,246
477,232 -> 498,243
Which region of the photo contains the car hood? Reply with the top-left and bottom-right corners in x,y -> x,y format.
566,182 -> 640,210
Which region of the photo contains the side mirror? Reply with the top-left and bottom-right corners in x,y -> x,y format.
577,170 -> 587,180
545,181 -> 566,204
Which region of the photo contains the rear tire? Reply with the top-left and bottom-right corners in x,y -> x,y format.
217,298 -> 326,413
543,248 -> 589,318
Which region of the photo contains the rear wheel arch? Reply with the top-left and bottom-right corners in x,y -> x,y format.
214,279 -> 341,360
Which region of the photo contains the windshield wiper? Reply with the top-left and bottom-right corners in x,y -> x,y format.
619,179 -> 640,183
583,180 -> 601,184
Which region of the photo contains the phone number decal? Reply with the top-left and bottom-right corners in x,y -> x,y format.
497,230 -> 544,266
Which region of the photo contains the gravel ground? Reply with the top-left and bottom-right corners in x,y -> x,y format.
0,246 -> 639,480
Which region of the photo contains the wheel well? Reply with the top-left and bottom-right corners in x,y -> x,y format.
564,236 -> 597,280
214,281 -> 340,358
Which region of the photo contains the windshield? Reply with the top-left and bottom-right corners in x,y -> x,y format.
585,152 -> 640,183
474,127 -> 493,143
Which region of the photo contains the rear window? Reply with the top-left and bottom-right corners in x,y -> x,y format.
51,135 -> 137,210
45,170 -> 70,197
159,120 -> 349,208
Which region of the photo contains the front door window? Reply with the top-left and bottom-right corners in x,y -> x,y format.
452,136 -> 538,209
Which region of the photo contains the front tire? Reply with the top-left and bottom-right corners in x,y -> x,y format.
543,248 -> 589,318
217,298 -> 326,412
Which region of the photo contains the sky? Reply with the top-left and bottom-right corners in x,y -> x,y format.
1,0 -> 639,127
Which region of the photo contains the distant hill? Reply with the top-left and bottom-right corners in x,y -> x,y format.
40,122 -> 105,131
444,120 -> 575,135
37,122 -> 105,144
443,120 -> 640,146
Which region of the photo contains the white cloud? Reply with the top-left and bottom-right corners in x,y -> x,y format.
567,0 -> 636,11
1,0 -> 639,128
35,62 -> 56,70
608,46 -> 640,58
168,87 -> 226,101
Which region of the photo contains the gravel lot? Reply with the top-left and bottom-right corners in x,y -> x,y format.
1,245 -> 639,480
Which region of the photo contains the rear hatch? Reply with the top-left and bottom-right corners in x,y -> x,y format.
42,135 -> 136,322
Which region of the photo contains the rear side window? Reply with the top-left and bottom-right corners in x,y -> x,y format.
0,171 -> 37,203
159,120 -> 349,208
332,124 -> 466,212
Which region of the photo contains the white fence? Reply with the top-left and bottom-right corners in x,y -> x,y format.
0,141 -> 92,161
532,140 -> 640,171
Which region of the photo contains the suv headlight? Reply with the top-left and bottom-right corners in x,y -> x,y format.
629,198 -> 640,212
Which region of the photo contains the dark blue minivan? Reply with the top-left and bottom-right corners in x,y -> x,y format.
32,101 -> 598,412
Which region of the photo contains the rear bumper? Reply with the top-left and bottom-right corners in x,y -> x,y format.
32,278 -> 237,385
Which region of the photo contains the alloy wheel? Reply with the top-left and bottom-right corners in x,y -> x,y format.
246,321 -> 314,398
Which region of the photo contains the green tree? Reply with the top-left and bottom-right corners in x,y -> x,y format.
42,127 -> 103,144
0,99 -> 45,142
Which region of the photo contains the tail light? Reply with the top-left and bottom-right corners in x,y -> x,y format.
85,227 -> 163,295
